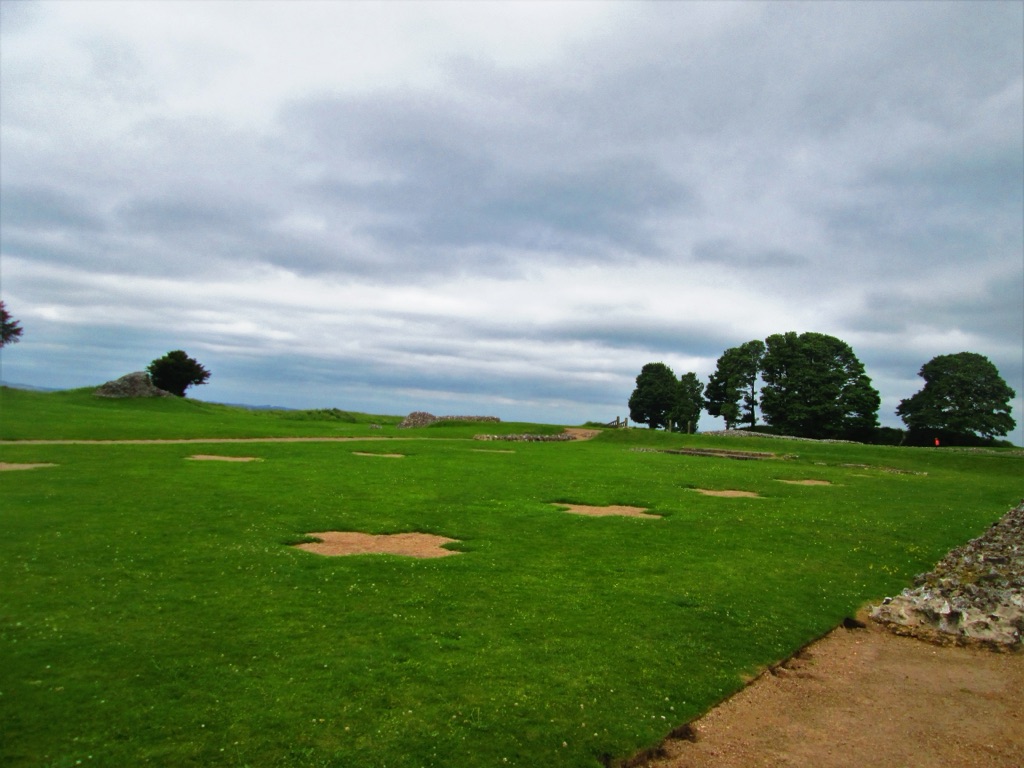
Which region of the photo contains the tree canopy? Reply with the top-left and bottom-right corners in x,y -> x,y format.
628,362 -> 678,429
622,335 -> 1015,445
704,340 -> 764,430
670,372 -> 704,434
897,352 -> 1016,440
147,350 -> 211,397
1,301 -> 23,348
759,332 -> 880,439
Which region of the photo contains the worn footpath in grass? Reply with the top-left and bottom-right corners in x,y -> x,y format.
1,388 -> 1021,767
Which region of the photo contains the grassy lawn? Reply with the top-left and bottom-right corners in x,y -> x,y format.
2,388 -> 1021,767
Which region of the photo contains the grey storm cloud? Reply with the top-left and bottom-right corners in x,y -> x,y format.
277,90 -> 695,269
1,1 -> 1020,435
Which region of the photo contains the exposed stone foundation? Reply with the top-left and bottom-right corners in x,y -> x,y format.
870,501 -> 1024,649
94,372 -> 173,398
397,411 -> 501,428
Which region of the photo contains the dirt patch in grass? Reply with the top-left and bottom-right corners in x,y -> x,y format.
641,620 -> 1024,768
692,489 -> 761,498
292,531 -> 461,558
563,428 -> 602,440
0,462 -> 57,471
187,454 -> 261,462
352,452 -> 405,458
553,503 -> 661,519
470,449 -> 516,453
776,479 -> 833,486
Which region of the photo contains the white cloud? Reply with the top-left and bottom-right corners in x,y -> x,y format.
2,1 -> 1021,438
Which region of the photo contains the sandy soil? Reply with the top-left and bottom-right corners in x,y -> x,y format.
0,462 -> 57,470
352,451 -> 406,458
554,503 -> 662,519
776,479 -> 833,486
187,454 -> 260,462
291,531 -> 461,558
693,489 -> 762,498
639,621 -> 1024,768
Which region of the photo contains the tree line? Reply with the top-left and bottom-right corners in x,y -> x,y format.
628,331 -> 1017,446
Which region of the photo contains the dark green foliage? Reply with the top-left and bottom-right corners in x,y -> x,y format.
760,332 -> 880,439
671,372 -> 705,433
897,352 -> 1016,440
704,340 -> 765,429
869,426 -> 908,446
0,300 -> 23,347
628,362 -> 678,429
147,350 -> 211,397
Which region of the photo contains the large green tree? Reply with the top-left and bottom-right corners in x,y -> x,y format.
897,352 -> 1016,440
670,372 -> 705,433
760,332 -> 880,439
704,340 -> 765,429
1,301 -> 23,348
628,362 -> 678,429
147,350 -> 211,397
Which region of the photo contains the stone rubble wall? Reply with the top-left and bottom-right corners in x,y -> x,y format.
473,433 -> 574,442
870,501 -> 1024,649
397,411 -> 501,429
702,429 -> 858,444
94,372 -> 173,398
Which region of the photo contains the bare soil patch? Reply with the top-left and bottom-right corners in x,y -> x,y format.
554,503 -> 661,519
564,428 -> 602,440
352,451 -> 405,458
776,479 -> 832,486
292,531 -> 461,558
187,454 -> 260,462
640,621 -> 1024,768
0,462 -> 57,471
692,489 -> 761,498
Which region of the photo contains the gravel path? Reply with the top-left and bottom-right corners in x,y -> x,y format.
638,500 -> 1024,768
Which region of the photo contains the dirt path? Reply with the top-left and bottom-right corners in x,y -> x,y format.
0,427 -> 602,446
0,428 -> 602,446
641,621 -> 1024,768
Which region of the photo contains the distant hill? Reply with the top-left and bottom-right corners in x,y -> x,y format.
0,381 -> 60,392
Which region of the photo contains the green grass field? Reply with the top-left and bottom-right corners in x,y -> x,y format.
2,387 -> 1021,767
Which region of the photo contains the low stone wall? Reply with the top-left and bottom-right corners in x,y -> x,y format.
473,433 -> 574,442
397,411 -> 501,428
94,372 -> 173,398
870,501 -> 1024,649
702,429 -> 857,444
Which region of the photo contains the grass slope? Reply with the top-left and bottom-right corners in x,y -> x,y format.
1,389 -> 1021,767
0,388 -> 562,441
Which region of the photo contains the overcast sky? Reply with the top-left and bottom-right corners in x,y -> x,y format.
2,1 -> 1022,438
